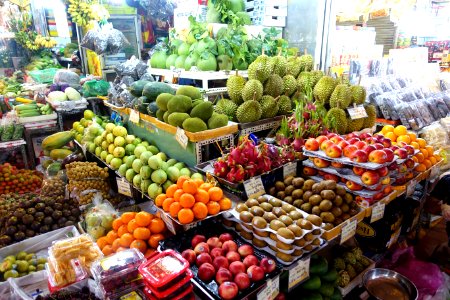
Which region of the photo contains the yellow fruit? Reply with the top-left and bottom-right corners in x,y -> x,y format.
416,138 -> 426,148
382,125 -> 394,134
397,135 -> 411,144
393,125 -> 407,137
385,132 -> 397,142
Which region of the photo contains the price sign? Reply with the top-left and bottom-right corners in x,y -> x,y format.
340,219 -> 357,244
176,127 -> 188,149
116,178 -> 132,197
288,258 -> 310,290
244,176 -> 265,197
283,162 -> 297,178
130,109 -> 140,124
160,213 -> 176,235
370,202 -> 385,223
406,179 -> 417,197
257,275 -> 280,300
347,105 -> 368,120
430,166 -> 440,180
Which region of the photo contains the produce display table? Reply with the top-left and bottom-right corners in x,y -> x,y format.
0,139 -> 29,169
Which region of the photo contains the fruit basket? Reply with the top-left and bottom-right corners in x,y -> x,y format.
159,222 -> 282,300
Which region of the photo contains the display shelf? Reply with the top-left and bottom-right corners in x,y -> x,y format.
321,209 -> 366,241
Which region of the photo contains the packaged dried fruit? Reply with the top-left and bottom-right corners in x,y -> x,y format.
46,257 -> 88,292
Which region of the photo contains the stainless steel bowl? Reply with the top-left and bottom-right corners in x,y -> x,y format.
363,268 -> 418,300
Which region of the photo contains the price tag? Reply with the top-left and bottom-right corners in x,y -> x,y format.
160,213 -> 176,235
283,162 -> 297,178
176,127 -> 188,149
244,176 -> 265,197
406,179 -> 417,197
257,275 -> 280,300
370,202 -> 385,223
430,166 -> 440,180
130,109 -> 140,124
340,219 -> 357,244
288,258 -> 310,290
116,177 -> 131,197
347,104 -> 368,120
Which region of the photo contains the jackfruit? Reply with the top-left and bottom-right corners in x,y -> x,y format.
260,95 -> 279,119
286,56 -> 301,78
176,86 -> 201,100
362,104 -> 376,129
248,54 -> 272,83
215,99 -> 237,121
299,54 -> 314,72
192,99 -> 203,107
277,95 -> 292,115
270,56 -> 287,77
163,111 -> 170,123
168,112 -> 190,127
226,71 -> 246,104
264,74 -> 284,97
283,75 -> 298,96
298,72 -> 314,93
311,70 -> 324,87
326,108 -> 347,134
236,100 -> 262,123
190,101 -> 213,121
156,93 -> 173,111
182,117 -> 208,132
346,118 -> 364,133
313,76 -> 337,104
329,84 -> 351,108
350,85 -> 366,105
156,109 -> 165,121
242,79 -> 263,102
208,112 -> 229,129
167,95 -> 192,113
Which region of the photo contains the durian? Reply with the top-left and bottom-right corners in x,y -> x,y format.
248,54 -> 272,83
283,75 -> 298,96
260,95 -> 279,119
329,84 -> 351,108
264,74 -> 284,97
215,99 -> 238,121
346,118 -> 364,133
286,56 -> 301,78
270,56 -> 287,77
362,104 -> 376,129
277,95 -> 292,115
299,53 -> 314,72
350,85 -> 366,105
236,100 -> 262,123
297,72 -> 314,93
313,76 -> 337,103
326,108 -> 347,134
242,79 -> 263,102
226,70 -> 246,105
311,70 -> 324,87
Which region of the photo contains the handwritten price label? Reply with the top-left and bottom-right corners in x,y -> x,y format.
341,219 -> 357,244
283,162 -> 297,178
288,258 -> 310,290
244,176 -> 265,198
176,127 -> 188,149
347,105 -> 368,120
160,213 -> 176,235
257,275 -> 280,300
116,178 -> 131,197
370,202 -> 385,223
130,109 -> 140,124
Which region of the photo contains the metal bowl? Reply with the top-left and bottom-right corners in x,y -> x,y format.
363,268 -> 418,300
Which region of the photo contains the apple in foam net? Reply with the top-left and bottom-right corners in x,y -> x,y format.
194,242 -> 210,255
222,240 -> 238,253
219,233 -> 233,243
219,281 -> 239,300
302,167 -> 317,176
320,140 -> 334,152
315,135 -> 328,146
325,144 -> 343,158
318,170 -> 326,176
198,263 -> 216,282
304,138 -> 320,151
243,255 -> 259,268
362,145 -> 376,154
353,166 -> 366,176
377,166 -> 389,177
390,145 -> 399,151
196,253 -> 212,267
384,148 -> 395,162
361,170 -> 380,185
337,140 -> 350,150
394,148 -> 408,159
351,150 -> 368,163
373,143 -> 384,150
366,137 -> 377,145
191,235 -> 206,248
234,272 -> 251,291
313,157 -> 331,168
343,145 -> 358,158
216,267 -> 233,285
359,133 -> 371,139
226,251 -> 241,263
368,149 -> 387,164
330,135 -> 344,144
229,261 -> 246,276
327,132 -> 337,139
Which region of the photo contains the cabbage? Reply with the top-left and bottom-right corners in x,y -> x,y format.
48,91 -> 68,101
65,87 -> 82,101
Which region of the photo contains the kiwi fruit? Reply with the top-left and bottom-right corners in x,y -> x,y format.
320,212 -> 335,223
293,249 -> 304,256
323,180 -> 337,190
300,203 -> 312,213
306,214 -> 323,226
281,203 -> 295,213
257,195 -> 269,203
287,224 -> 303,237
276,252 -> 294,262
312,206 -> 321,215
252,216 -> 267,229
294,238 -> 306,247
323,223 -> 334,230
293,200 -> 304,207
312,228 -> 321,235
304,244 -> 314,251
297,219 -> 313,230
333,195 -> 343,206
319,200 -> 333,212
269,245 -> 278,252
263,212 -> 277,223
260,202 -> 273,212
279,215 -> 294,226
272,207 -> 287,217
235,223 -> 244,231
304,233 -> 314,241
239,211 -> 254,223
309,195 -> 322,206
269,198 -> 282,207
288,210 -> 303,220
331,207 -> 342,217
240,230 -> 253,240
250,206 -> 265,217
236,203 -> 249,213
270,220 -> 286,230
335,218 -> 343,225
284,176 -> 294,186
349,208 -> 359,216
268,187 -> 277,196
303,191 -> 313,202
320,190 -> 336,200
335,185 -> 346,196
284,196 -> 293,204
276,241 -> 294,251
285,185 -> 295,196
292,177 -> 304,188
246,199 -> 260,207
277,228 -> 295,240
341,203 -> 350,213
277,191 -> 286,199
312,238 -> 321,246
252,237 -> 267,248
254,228 -> 269,238
344,193 -> 353,204
275,181 -> 286,191
303,179 -> 315,190
312,182 -> 325,194
242,223 -> 253,230
292,189 -> 304,200
269,233 -> 278,241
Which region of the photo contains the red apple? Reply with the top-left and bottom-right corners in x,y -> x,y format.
368,150 -> 387,164
305,138 -> 319,151
207,237 -> 222,249
219,233 -> 234,243
347,137 -> 360,144
330,135 -> 344,144
384,185 -> 392,194
326,132 -> 337,139
390,145 -> 399,151
384,148 -> 395,162
218,281 -> 239,300
247,265 -> 265,282
380,137 -> 392,148
222,240 -> 238,253
229,261 -> 246,276
238,244 -> 254,257
398,141 -> 407,147
323,173 -> 340,182
346,180 -> 363,191
260,258 -> 276,274
359,133 -> 371,140
196,253 -> 213,267
398,163 -> 407,173
302,167 -> 318,176
194,242 -> 210,255
366,137 -> 377,144
403,145 -> 414,155
361,170 -> 380,185
353,166 -> 366,176
243,255 -> 259,269
313,157 -> 331,168
388,162 -> 398,171
377,166 -> 389,177
191,235 -> 206,248
362,145 -> 376,154
354,141 -> 367,149
373,143 -> 384,150
404,158 -> 415,169
181,249 -> 196,266
337,140 -> 350,150
373,192 -> 384,201
325,144 -> 343,158
315,135 -> 328,146
216,267 -> 233,284
343,145 -> 358,158
331,162 -> 345,168
381,177 -> 391,185
394,148 -> 408,159
198,263 -> 216,282
226,251 -> 241,263
318,170 -> 326,176
320,140 -> 334,152
211,247 -> 225,259
234,272 -> 251,290
213,256 -> 229,271
351,150 -> 368,163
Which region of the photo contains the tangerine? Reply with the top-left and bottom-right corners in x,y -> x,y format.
149,234 -> 165,249
178,208 -> 194,224
207,201 -> 220,215
193,178 -> 204,187
133,227 -> 151,240
121,212 -> 136,224
423,159 -> 432,169
102,245 -> 114,256
180,193 -> 195,208
425,146 -> 434,157
385,132 -> 397,142
182,180 -> 198,194
415,164 -> 426,172
97,237 -> 109,249
208,187 -> 223,201
130,239 -> 147,253
112,239 -> 121,251
415,153 -> 424,163
194,189 -> 209,204
119,233 -> 134,247
199,182 -> 213,191
381,125 -> 394,134
173,189 -> 185,202
416,138 -> 426,148
112,218 -> 123,231
420,149 -> 428,159
397,135 -> 411,144
408,132 -> 416,142
218,198 -> 232,210
117,225 -> 129,237
393,125 -> 407,137
144,248 -> 156,258
135,211 -> 153,227
429,157 -> 437,165
177,176 -> 191,189
155,194 -> 167,207
106,231 -> 118,244
149,218 -> 165,234
169,202 -> 182,218
127,219 -> 139,233
192,202 -> 208,219
162,198 -> 175,212
165,184 -> 178,198
410,142 -> 419,149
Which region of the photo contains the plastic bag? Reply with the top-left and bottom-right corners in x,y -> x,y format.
1,118 -> 14,142
12,124 -> 23,140
82,25 -> 129,55
139,0 -> 174,19
53,69 -> 80,86
105,28 -> 129,55
84,194 -> 118,241
82,80 -> 110,97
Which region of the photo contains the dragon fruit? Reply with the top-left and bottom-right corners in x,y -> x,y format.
227,165 -> 246,182
213,157 -> 229,178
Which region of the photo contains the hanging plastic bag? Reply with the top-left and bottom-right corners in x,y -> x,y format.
53,69 -> 80,86
105,28 -> 130,55
82,80 -> 110,97
84,193 -> 118,241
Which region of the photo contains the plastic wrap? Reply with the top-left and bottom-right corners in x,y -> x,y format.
387,76 -> 401,90
84,195 -> 118,241
12,124 -> 23,140
105,28 -> 129,55
120,75 -> 134,87
414,101 -> 435,126
420,123 -> 449,148
53,70 -> 80,86
375,93 -> 392,119
442,92 -> 450,111
82,80 -> 110,97
1,118 -> 14,142
139,0 -> 174,19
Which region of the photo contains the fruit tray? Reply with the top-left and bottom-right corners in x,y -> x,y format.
159,223 -> 282,300
302,149 -> 395,170
303,160 -> 389,190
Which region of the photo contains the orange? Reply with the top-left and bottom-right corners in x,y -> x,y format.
415,164 -> 426,172
180,193 -> 195,208
149,218 -> 165,234
149,234 -> 165,249
382,125 -> 394,134
117,225 -> 129,237
416,138 -> 426,148
135,211 -> 153,227
410,142 -> 419,149
119,233 -> 134,247
169,202 -> 182,218
192,202 -> 208,220
127,219 -> 140,233
429,156 -> 437,165
412,156 -> 419,163
177,176 -> 191,189
393,125 -> 407,137
415,153 -> 424,163
97,237 -> 109,249
112,238 -> 121,251
218,198 -> 232,210
207,201 -> 220,215
155,194 -> 167,207
183,180 -> 198,194
165,184 -> 178,198
162,198 -> 175,212
208,187 -> 223,201
408,132 -> 416,142
385,132 -> 397,142
173,189 -> 185,202
425,146 -> 434,157
112,218 -> 123,231
144,248 -> 156,258
134,227 -> 151,240
194,189 -> 209,204
121,212 -> 136,224
397,135 -> 411,144
193,178 -> 204,187
420,149 -> 428,159
102,245 -> 114,256
199,182 -> 213,191
106,231 -> 118,244
423,159 -> 432,169
178,208 -> 194,224
130,239 -> 147,253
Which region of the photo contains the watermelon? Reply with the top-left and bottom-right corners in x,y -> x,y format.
129,80 -> 151,97
142,82 -> 175,102
147,102 -> 158,117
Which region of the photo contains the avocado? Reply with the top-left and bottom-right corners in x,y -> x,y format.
319,282 -> 335,297
302,275 -> 321,290
310,256 -> 328,275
